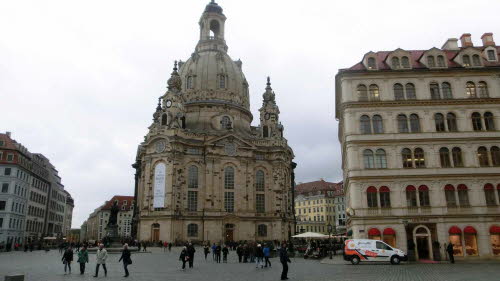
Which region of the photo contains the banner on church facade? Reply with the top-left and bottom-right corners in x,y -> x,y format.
153,162 -> 166,208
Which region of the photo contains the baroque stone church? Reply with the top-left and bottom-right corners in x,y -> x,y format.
132,1 -> 295,244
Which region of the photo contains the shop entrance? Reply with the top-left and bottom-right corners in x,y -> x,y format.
413,225 -> 433,260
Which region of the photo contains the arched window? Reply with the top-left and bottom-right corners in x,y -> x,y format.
471,112 -> 482,131
487,50 -> 496,61
430,83 -> 441,99
357,84 -> 368,101
457,184 -> 470,206
452,147 -> 464,167
363,149 -> 375,169
224,166 -> 235,189
366,186 -> 378,208
375,149 -> 387,169
187,224 -> 198,237
391,57 -> 400,69
435,113 -> 445,132
255,170 -> 265,191
406,185 -> 417,207
484,184 -> 497,206
418,185 -> 430,207
491,146 -> 500,166
397,114 -> 409,133
221,116 -> 231,130
437,55 -> 445,67
442,82 -> 452,99
257,224 -> 267,236
161,114 -> 168,126
186,76 -> 194,89
466,82 -> 476,98
401,56 -> 410,68
439,147 -> 451,168
367,57 -> 376,69
188,165 -> 198,189
427,56 -> 436,67
463,55 -> 471,66
445,184 -> 457,207
402,148 -> 413,168
218,74 -> 226,89
478,146 -> 490,166
409,114 -> 420,133
446,113 -> 458,132
369,84 -> 380,101
484,112 -> 495,131
394,83 -> 404,100
360,115 -> 372,134
372,115 -> 383,133
472,54 -> 481,66
405,83 -> 416,100
478,82 -> 489,98
414,148 -> 425,168
379,186 -> 391,207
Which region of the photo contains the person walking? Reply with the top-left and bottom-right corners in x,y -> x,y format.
163,242 -> 168,252
215,244 -> 222,263
446,243 -> 455,264
168,242 -> 172,252
222,245 -> 229,263
263,244 -> 271,268
236,244 -> 243,263
211,243 -> 217,261
77,246 -> 89,274
94,243 -> 108,277
118,244 -> 132,277
142,242 -> 147,252
204,244 -> 210,260
279,242 -> 291,280
62,246 -> 74,274
187,243 -> 196,268
180,246 -> 189,270
255,244 -> 264,268
243,244 -> 249,263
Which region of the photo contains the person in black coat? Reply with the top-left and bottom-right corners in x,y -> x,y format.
236,244 -> 243,263
118,244 -> 132,277
62,246 -> 74,274
279,242 -> 291,280
215,244 -> 222,263
446,243 -> 455,264
187,243 -> 196,268
222,245 -> 229,263
180,247 -> 188,270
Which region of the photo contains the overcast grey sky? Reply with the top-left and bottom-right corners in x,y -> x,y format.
1,0 -> 499,228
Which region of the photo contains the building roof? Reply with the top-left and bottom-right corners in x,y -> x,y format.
295,180 -> 343,197
102,195 -> 134,211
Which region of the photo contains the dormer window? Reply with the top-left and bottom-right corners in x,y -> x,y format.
391,57 -> 400,69
463,55 -> 471,67
437,55 -> 446,67
401,56 -> 410,68
427,56 -> 436,67
472,54 -> 481,66
487,50 -> 496,61
367,57 -> 376,69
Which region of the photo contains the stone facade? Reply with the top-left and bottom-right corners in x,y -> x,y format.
336,33 -> 500,259
133,1 -> 295,244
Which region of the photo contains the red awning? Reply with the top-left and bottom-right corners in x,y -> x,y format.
484,183 -> 494,190
449,226 -> 462,234
457,184 -> 468,190
418,185 -> 429,191
383,228 -> 396,235
444,184 -> 455,191
406,185 -> 416,191
490,225 -> 500,234
379,186 -> 390,193
367,186 -> 377,193
464,226 -> 477,234
368,228 -> 381,236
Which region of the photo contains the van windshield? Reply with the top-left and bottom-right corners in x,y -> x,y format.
376,241 -> 392,251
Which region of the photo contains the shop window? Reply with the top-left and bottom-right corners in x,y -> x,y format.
383,228 -> 396,247
464,226 -> 478,256
448,226 -> 463,256
490,225 -> 500,256
368,228 -> 381,240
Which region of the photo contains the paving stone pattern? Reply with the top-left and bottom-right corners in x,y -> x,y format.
1,247 -> 500,281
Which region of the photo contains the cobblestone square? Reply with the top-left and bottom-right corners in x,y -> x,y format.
1,247 -> 500,281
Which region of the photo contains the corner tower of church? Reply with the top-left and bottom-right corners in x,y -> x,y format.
133,1 -> 295,244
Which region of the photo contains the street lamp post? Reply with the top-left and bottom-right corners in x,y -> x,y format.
327,223 -> 333,259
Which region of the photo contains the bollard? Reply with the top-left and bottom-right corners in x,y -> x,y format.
5,275 -> 24,281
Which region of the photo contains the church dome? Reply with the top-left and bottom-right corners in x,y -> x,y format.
204,0 -> 223,15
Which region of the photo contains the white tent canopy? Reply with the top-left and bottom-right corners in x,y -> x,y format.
292,232 -> 328,238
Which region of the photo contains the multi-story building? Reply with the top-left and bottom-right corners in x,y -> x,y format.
336,33 -> 500,260
44,158 -> 67,237
83,196 -> 134,242
62,191 -> 74,238
133,1 -> 295,244
333,182 -> 346,233
80,221 -> 88,242
294,180 -> 343,234
0,132 -> 72,248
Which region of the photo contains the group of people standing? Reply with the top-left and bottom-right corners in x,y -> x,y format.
179,243 -> 196,270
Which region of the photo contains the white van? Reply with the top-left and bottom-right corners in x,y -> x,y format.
343,239 -> 407,265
